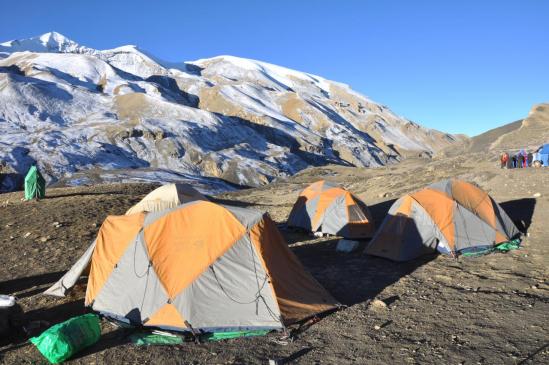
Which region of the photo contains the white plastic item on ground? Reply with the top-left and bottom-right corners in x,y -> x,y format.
336,239 -> 360,253
0,295 -> 16,308
313,231 -> 324,238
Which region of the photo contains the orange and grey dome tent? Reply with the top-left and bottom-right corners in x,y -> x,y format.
125,183 -> 206,215
45,201 -> 338,333
287,181 -> 375,238
365,179 -> 521,261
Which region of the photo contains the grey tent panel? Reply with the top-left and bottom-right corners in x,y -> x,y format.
453,204 -> 496,250
223,205 -> 264,230
427,180 -> 453,196
321,195 -> 348,236
287,196 -> 319,231
321,181 -> 339,190
400,201 -> 440,260
174,235 -> 282,331
92,232 -> 169,324
305,196 -> 321,230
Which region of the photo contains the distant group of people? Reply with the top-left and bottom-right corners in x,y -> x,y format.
500,149 -> 544,169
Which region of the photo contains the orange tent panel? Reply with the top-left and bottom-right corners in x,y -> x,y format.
311,187 -> 346,229
146,303 -> 187,329
451,180 -> 496,229
144,201 -> 246,299
411,189 -> 456,250
86,213 -> 145,304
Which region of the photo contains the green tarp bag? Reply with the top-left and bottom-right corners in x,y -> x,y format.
24,165 -> 46,200
130,332 -> 184,346
30,313 -> 101,364
129,329 -> 270,346
202,329 -> 270,342
460,239 -> 522,257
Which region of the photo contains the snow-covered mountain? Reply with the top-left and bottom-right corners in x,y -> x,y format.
0,32 -> 462,193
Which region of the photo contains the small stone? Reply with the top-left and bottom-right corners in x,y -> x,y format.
531,285 -> 538,290
40,236 -> 48,243
374,325 -> 381,330
369,299 -> 388,311
9,236 -> 14,240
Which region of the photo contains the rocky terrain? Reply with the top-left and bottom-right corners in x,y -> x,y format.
0,155 -> 547,364
445,103 -> 549,156
0,32 -> 462,192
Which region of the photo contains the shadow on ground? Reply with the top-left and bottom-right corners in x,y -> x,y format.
0,299 -> 86,350
499,198 -> 536,233
0,271 -> 65,294
283,197 -> 434,306
291,238 -> 436,306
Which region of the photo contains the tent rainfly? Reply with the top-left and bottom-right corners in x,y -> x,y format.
126,183 -> 207,215
46,201 -> 338,333
535,144 -> 549,167
287,180 -> 375,238
365,179 -> 521,261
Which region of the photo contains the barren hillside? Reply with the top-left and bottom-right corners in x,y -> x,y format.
445,103 -> 549,157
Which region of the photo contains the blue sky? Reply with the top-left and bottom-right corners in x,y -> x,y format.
1,0 -> 547,136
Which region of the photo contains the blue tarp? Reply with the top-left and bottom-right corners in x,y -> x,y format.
537,144 -> 549,166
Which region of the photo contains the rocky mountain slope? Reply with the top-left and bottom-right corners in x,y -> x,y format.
445,103 -> 548,156
0,32 -> 462,192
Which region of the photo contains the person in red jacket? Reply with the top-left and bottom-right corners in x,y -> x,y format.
501,152 -> 509,168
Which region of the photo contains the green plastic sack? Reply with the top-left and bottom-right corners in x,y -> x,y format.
30,314 -> 101,364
